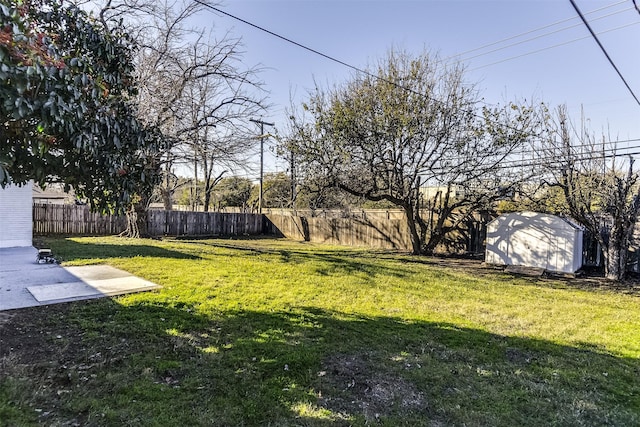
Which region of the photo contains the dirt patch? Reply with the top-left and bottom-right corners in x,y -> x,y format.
0,302 -> 122,426
316,353 -> 427,422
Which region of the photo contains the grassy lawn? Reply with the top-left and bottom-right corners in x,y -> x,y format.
1,236 -> 639,426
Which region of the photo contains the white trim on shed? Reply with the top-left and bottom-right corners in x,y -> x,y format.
485,211 -> 583,274
0,181 -> 33,248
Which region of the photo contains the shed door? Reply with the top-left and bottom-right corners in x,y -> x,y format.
546,235 -> 573,273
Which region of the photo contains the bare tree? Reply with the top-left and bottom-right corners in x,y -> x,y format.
543,106 -> 640,281
130,1 -> 265,211
85,0 -> 265,229
179,60 -> 263,212
287,49 -> 543,254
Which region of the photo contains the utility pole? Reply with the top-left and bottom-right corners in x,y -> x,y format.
290,148 -> 296,209
250,118 -> 274,214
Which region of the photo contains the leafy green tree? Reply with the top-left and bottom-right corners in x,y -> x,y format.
0,0 -> 159,213
497,186 -> 569,215
287,49 -> 543,254
213,176 -> 253,209
174,179 -> 204,209
248,172 -> 291,209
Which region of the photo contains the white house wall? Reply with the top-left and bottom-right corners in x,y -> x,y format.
486,211 -> 583,274
0,182 -> 33,248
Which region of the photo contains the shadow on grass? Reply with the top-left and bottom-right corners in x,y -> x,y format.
183,239 -> 410,279
44,238 -> 202,263
1,300 -> 638,426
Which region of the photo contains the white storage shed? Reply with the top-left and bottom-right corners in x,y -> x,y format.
0,181 -> 33,248
485,211 -> 583,274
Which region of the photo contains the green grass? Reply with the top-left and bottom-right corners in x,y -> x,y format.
1,236 -> 639,426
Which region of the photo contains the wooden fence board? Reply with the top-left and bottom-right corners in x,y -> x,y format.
34,205 -> 266,238
264,214 -> 413,251
33,204 -> 127,236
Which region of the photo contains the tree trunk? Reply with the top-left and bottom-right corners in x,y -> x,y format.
422,207 -> 451,256
203,188 -> 211,212
403,205 -> 422,255
162,188 -> 173,211
423,231 -> 441,255
135,201 -> 149,237
605,243 -> 627,281
120,204 -> 139,238
202,172 -> 225,213
119,199 -> 149,238
604,222 -> 629,281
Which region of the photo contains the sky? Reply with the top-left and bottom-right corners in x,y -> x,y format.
191,0 -> 640,175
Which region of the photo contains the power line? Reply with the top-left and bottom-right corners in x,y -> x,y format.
470,21 -> 639,71
416,127 -> 640,169
433,140 -> 640,167
195,0 -> 630,77
193,0 -> 366,76
439,137 -> 640,163
455,4 -> 633,64
424,147 -> 640,176
569,0 -> 640,107
490,145 -> 640,170
501,150 -> 640,173
193,1 -> 446,107
339,133 -> 640,173
196,0 -> 639,150
447,0 -> 628,61
194,0 -> 553,140
410,138 -> 640,165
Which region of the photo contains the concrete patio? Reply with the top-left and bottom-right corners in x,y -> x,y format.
0,246 -> 161,311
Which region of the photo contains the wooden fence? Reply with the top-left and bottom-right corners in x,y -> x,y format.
32,204 -> 486,254
147,210 -> 264,237
33,204 -> 265,238
263,208 -> 407,220
33,203 -> 127,235
266,214 -> 413,250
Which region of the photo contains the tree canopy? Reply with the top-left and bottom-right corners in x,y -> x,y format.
0,0 -> 159,213
287,49 -> 543,254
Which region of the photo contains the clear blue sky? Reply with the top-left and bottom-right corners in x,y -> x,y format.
193,0 -> 640,174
